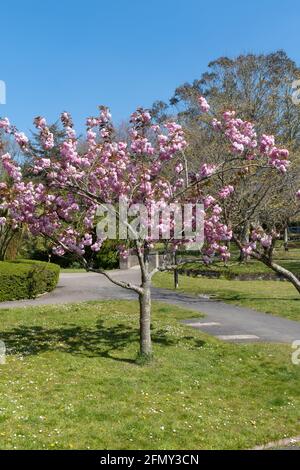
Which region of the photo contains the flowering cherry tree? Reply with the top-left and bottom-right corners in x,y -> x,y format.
0,97 -> 299,357
194,98 -> 300,293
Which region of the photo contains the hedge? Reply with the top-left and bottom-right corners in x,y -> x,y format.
0,260 -> 60,302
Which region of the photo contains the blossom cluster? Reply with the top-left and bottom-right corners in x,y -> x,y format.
201,104 -> 290,173
241,227 -> 279,258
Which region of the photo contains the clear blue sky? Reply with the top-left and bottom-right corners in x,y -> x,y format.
1,0 -> 300,133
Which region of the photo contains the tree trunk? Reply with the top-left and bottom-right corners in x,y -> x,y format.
173,252 -> 179,289
174,269 -> 179,289
138,282 -> 152,357
238,221 -> 250,262
283,227 -> 289,252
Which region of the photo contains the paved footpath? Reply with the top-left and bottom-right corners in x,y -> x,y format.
1,268 -> 300,344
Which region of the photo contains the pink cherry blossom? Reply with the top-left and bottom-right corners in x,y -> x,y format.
199,163 -> 216,178
219,185 -> 234,199
0,117 -> 11,133
198,96 -> 210,113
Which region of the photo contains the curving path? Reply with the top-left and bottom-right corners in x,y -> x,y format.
1,268 -> 300,344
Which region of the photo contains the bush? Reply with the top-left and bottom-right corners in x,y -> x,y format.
94,240 -> 119,270
0,260 -> 60,302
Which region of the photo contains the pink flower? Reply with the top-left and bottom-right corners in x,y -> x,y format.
199,163 -> 216,178
211,118 -> 222,130
223,110 -> 236,121
232,142 -> 244,154
61,112 -> 73,128
0,117 -> 11,132
219,185 -> 234,199
242,242 -> 256,257
91,241 -> 102,252
203,195 -> 216,208
34,116 -> 47,129
15,132 -> 29,148
198,96 -> 210,113
130,109 -> 151,124
53,246 -> 65,256
175,162 -> 183,174
260,235 -> 272,248
260,134 -> 275,153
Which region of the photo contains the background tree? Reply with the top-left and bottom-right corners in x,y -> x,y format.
0,128 -> 23,260
151,50 -> 300,258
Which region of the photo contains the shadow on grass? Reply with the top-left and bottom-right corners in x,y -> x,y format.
0,319 -> 204,364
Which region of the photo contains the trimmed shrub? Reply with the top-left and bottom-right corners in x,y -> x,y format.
0,260 -> 60,302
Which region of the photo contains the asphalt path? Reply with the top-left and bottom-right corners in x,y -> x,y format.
1,268 -> 300,343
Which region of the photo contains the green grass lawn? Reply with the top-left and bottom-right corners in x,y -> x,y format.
0,300 -> 299,450
179,257 -> 300,278
153,273 -> 300,322
176,244 -> 300,277
274,248 -> 300,261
